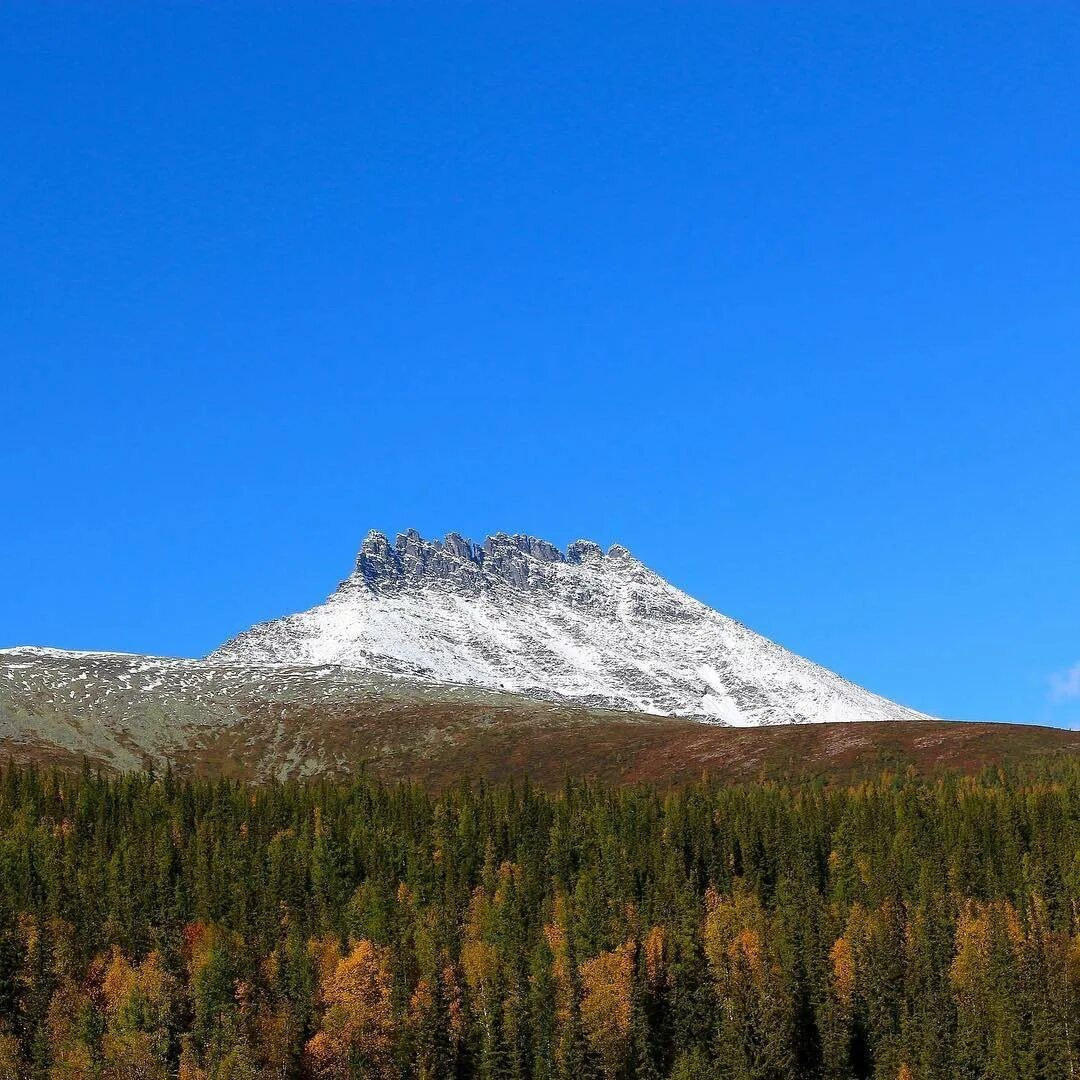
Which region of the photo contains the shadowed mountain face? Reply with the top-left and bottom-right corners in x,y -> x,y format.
211,529 -> 934,726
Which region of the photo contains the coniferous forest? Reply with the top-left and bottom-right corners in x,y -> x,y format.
0,761 -> 1077,1079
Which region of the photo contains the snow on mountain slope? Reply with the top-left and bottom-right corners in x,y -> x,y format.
0,645 -> 534,775
211,529 -> 933,726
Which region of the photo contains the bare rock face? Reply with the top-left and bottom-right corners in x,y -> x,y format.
354,530 -> 585,593
212,528 -> 935,727
566,540 -> 604,564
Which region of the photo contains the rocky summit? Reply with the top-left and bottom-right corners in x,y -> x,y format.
351,529 -> 577,593
211,528 -> 934,726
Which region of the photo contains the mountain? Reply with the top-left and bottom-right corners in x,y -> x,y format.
212,528 -> 932,726
2,646 -> 1077,784
2,526 -> 1000,782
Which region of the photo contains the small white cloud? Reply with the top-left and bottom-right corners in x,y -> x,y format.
1050,661 -> 1080,702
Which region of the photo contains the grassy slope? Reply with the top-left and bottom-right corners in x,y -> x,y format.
162,700 -> 1080,787
3,684 -> 1077,787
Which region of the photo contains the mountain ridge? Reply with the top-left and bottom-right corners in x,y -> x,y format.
211,527 -> 934,726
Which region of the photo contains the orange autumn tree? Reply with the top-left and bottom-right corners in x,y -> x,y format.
821,931 -> 857,1079
703,886 -> 794,1078
407,904 -> 465,1077
950,899 -> 1035,1079
579,941 -> 635,1080
43,982 -> 96,1080
0,1030 -> 21,1079
461,873 -> 517,1076
950,899 -> 995,1075
543,891 -> 581,1073
642,925 -> 667,993
305,939 -> 397,1079
702,886 -> 767,995
99,947 -> 176,1079
36,920 -> 101,1079
179,923 -> 257,1077
460,886 -> 500,1004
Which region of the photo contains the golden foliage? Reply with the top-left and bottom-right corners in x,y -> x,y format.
579,943 -> 635,1080
543,893 -> 570,987
41,982 -> 78,1032
950,902 -> 992,1007
703,887 -> 767,994
734,928 -> 764,981
250,1003 -> 294,1080
47,1043 -> 94,1080
409,977 -> 433,1023
461,884 -> 500,1001
307,934 -> 344,1002
644,924 -> 667,988
44,985 -> 92,1077
101,948 -> 174,1036
305,939 -> 396,1079
0,1031 -> 21,1080
493,861 -> 520,908
102,948 -> 138,1014
15,914 -> 38,960
100,1030 -> 170,1080
461,939 -> 499,998
829,936 -> 855,1010
544,892 -> 577,1070
178,1038 -> 208,1080
950,898 -> 1029,1028
443,963 -> 465,1045
1000,902 -> 1024,951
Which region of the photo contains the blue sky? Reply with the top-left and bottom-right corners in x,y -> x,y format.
2,4 -> 1078,727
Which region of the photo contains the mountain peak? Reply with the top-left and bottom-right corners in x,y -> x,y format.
349,528 -> 625,592
212,526 -> 933,727
566,539 -> 603,563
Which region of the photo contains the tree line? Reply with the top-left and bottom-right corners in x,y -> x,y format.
0,757 -> 1076,1078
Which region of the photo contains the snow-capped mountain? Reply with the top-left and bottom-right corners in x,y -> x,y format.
0,527 -> 936,778
212,529 -> 932,726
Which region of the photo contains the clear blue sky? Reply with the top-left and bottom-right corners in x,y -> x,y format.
3,4 -> 1078,727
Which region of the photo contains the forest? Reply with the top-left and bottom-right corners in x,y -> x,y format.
0,759 -> 1076,1079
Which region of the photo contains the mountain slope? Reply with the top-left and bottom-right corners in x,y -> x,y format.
0,644 -> 563,776
212,529 -> 933,726
0,527 -> 955,782
1,647 -> 1076,785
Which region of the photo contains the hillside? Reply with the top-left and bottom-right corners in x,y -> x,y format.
1,647 -> 1074,785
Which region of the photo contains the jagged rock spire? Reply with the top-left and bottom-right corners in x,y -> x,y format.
350,529 -> 628,592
